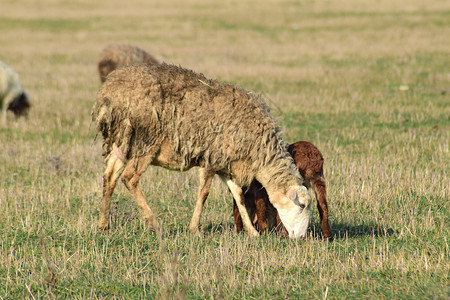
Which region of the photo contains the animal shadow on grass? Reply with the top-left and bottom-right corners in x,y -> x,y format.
203,222 -> 235,235
107,215 -> 396,240
162,222 -> 234,237
322,221 -> 397,240
212,221 -> 397,240
104,199 -> 139,229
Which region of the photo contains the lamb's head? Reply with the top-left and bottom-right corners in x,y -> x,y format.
268,185 -> 312,239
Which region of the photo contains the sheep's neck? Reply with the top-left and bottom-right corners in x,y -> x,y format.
255,161 -> 302,194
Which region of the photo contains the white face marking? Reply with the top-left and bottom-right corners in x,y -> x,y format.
269,185 -> 312,239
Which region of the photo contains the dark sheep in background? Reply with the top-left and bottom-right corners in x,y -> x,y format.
97,43 -> 160,83
92,63 -> 312,238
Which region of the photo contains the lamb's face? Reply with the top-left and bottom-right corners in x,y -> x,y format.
269,185 -> 312,239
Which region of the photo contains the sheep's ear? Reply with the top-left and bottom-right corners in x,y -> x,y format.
287,189 -> 297,201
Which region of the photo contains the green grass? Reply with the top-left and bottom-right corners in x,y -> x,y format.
0,0 -> 449,298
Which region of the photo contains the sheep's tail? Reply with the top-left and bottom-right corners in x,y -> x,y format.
92,100 -> 133,160
119,118 -> 133,159
311,174 -> 331,240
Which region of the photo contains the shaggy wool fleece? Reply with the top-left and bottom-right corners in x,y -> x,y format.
92,63 -> 300,189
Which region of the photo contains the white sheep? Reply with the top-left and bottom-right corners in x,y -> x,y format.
92,63 -> 312,238
0,61 -> 31,125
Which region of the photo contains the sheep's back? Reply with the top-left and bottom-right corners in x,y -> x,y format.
0,62 -> 21,100
93,63 -> 281,174
99,44 -> 158,67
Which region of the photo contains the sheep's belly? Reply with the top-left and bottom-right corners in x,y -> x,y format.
152,156 -> 184,170
150,138 -> 192,171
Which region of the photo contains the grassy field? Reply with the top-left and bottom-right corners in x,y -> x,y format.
1,0 -> 449,298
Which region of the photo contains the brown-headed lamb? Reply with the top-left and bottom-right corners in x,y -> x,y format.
97,44 -> 159,83
0,61 -> 31,125
233,141 -> 331,240
91,63 -> 312,238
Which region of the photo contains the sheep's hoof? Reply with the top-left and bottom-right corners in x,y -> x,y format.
144,218 -> 158,232
323,235 -> 333,242
188,227 -> 202,237
146,223 -> 158,233
247,229 -> 260,237
98,222 -> 110,231
98,215 -> 110,230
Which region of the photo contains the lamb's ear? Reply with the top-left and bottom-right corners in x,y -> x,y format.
287,189 -> 297,201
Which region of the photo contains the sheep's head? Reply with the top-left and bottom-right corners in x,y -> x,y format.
8,92 -> 31,117
98,60 -> 117,83
268,185 -> 312,239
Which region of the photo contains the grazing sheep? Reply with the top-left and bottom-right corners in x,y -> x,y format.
97,44 -> 159,83
92,63 -> 312,238
233,141 -> 331,240
0,61 -> 31,125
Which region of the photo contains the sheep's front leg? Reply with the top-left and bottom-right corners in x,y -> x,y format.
99,150 -> 125,230
222,177 -> 260,237
1,106 -> 8,127
1,94 -> 12,126
189,167 -> 214,235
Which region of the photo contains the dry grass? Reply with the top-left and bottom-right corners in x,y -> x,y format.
0,0 -> 449,298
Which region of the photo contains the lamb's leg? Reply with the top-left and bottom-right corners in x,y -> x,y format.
251,183 -> 271,232
222,177 -> 259,237
121,153 -> 158,230
99,151 -> 125,230
255,196 -> 268,232
274,212 -> 289,237
188,167 -> 214,235
312,175 -> 331,240
233,199 -> 244,233
264,195 -> 279,232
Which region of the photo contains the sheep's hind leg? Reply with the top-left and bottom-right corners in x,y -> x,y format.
189,167 -> 214,235
121,154 -> 158,231
222,177 -> 259,237
99,151 -> 125,230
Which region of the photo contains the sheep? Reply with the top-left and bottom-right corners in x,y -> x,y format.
233,141 -> 331,240
97,44 -> 159,83
91,63 -> 312,238
0,61 -> 31,125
